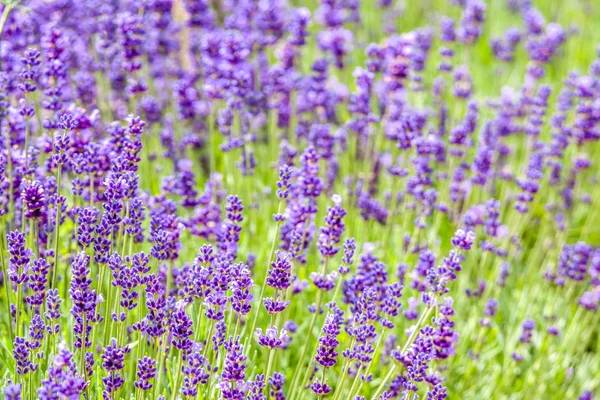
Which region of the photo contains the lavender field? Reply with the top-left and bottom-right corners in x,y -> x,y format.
0,0 -> 599,398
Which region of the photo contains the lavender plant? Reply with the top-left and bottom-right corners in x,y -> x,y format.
0,0 -> 599,399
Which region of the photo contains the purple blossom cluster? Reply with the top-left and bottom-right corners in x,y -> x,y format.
0,1 -> 598,399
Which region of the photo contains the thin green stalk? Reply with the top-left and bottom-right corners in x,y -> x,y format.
51,165 -> 62,290
153,337 -> 166,400
170,351 -> 183,400
6,138 -> 14,229
28,219 -> 34,258
330,337 -> 355,400
81,315 -> 87,382
246,200 -> 283,351
103,268 -> 114,345
263,348 -> 274,396
89,173 -> 94,207
165,260 -> 173,298
202,318 -> 215,361
28,367 -> 32,400
287,289 -> 323,400
318,368 -> 326,400
384,177 -> 402,246
233,316 -> 241,342
15,282 -> 22,338
295,338 -> 321,400
193,302 -> 204,344
0,222 -> 14,343
290,255 -> 331,400
351,331 -> 387,398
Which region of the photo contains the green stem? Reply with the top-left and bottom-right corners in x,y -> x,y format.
170,351 -> 183,400
296,339 -> 320,400
153,338 -> 166,400
202,318 -> 215,362
89,173 -> 94,206
330,338 -> 355,400
103,267 -> 114,345
165,260 -> 173,298
246,201 -> 282,351
290,256 -> 330,400
0,222 -> 14,343
81,315 -> 87,381
287,290 -> 323,400
15,282 -> 22,338
51,165 -> 62,290
6,138 -> 13,229
263,348 -> 274,395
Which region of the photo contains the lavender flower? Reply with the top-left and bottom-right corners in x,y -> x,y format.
7,231 -> 31,286
255,326 -> 288,349
134,357 -> 157,391
317,194 -> 347,258
315,314 -> 341,368
21,180 -> 46,220
266,251 -> 292,291
101,339 -> 130,399
0,1 -> 598,398
171,301 -> 194,351
4,381 -> 21,400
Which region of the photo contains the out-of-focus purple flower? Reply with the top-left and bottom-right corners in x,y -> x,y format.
289,8 -> 311,47
221,194 -> 244,255
317,194 -> 347,257
579,289 -> 600,311
317,28 -> 353,69
451,229 -> 476,250
440,17 -> 456,43
458,0 -> 486,44
3,380 -> 21,400
519,319 -> 535,344
453,66 -> 473,98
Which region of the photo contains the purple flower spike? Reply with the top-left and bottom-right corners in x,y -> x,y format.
135,357 -> 157,391
266,251 -> 292,291
311,379 -> 332,396
21,180 -> 46,220
316,314 -> 341,368
171,301 -> 194,351
255,326 -> 288,349
102,338 -> 130,398
451,229 -> 476,250
3,380 -> 21,400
